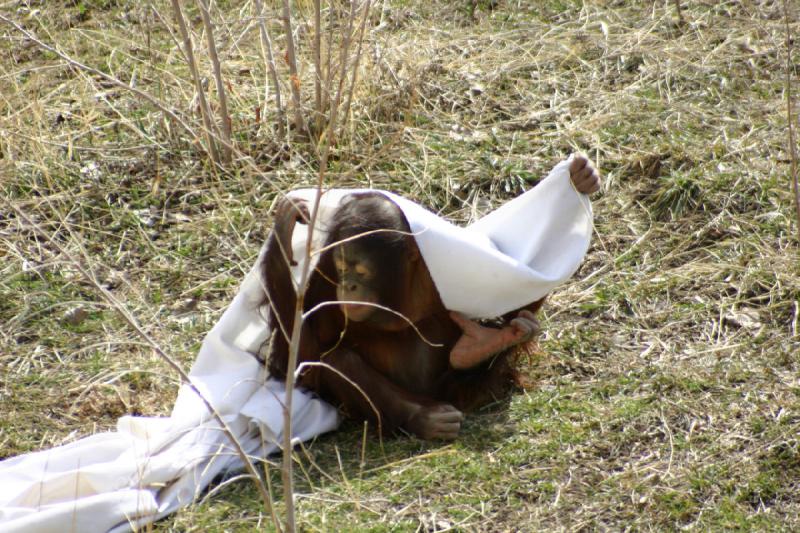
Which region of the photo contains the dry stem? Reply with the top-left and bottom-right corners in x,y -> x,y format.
341,0 -> 372,133
784,0 -> 800,242
254,0 -> 286,140
278,3 -> 373,527
280,0 -> 307,138
1,197 -> 280,530
169,0 -> 221,165
314,0 -> 323,133
0,14 -> 198,150
197,0 -> 233,163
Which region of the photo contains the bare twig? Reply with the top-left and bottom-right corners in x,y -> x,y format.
302,300 -> 444,347
281,7 -> 360,523
314,0 -> 323,133
279,190 -> 329,531
254,0 -> 286,140
319,0 -> 358,148
0,14 -> 199,152
311,226 -> 421,257
785,0 -> 800,242
1,197 -> 280,531
279,5 -> 373,528
169,0 -> 221,165
341,0 -> 373,133
280,0 -> 307,137
672,0 -> 684,26
295,360 -> 383,436
322,3 -> 335,122
197,0 -> 232,163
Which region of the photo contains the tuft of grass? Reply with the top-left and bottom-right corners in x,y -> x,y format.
648,170 -> 703,220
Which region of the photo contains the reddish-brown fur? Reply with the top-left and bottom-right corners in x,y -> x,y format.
262,156 -> 600,439
263,192 -> 522,439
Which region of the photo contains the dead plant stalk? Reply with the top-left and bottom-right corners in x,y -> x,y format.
341,0 -> 373,133
314,0 -> 323,133
197,0 -> 233,163
254,0 -> 286,140
784,0 -> 800,242
280,0 -> 307,137
170,0 -> 222,166
0,14 -> 199,153
1,198 -> 281,532
279,2 -> 372,529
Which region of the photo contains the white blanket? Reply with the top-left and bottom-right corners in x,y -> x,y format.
0,157 -> 592,532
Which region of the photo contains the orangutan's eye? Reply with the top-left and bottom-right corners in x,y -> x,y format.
354,263 -> 371,277
333,256 -> 346,273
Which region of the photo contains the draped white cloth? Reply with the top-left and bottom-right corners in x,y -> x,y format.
0,157 -> 592,532
286,156 -> 593,318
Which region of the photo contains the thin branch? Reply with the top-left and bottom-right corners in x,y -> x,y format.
279,196 -> 326,531
1,197 -> 280,530
324,0 -> 358,144
785,0 -> 800,242
313,0 -> 323,133
672,0 -> 684,26
311,226 -> 422,257
341,0 -> 372,133
295,361 -> 382,435
0,14 -> 198,154
280,0 -> 307,137
277,3 -> 366,516
197,0 -> 233,163
280,257 -> 310,531
322,2 -> 335,123
301,300 -> 444,347
169,0 -> 221,165
280,0 -> 364,515
254,0 -> 286,140
276,1 -> 361,526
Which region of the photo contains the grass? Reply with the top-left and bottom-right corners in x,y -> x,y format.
2,0 -> 800,530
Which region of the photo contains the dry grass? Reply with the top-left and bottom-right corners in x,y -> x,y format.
2,0 -> 800,530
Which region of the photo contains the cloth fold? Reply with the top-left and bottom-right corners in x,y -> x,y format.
0,157 -> 592,532
286,156 -> 593,318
